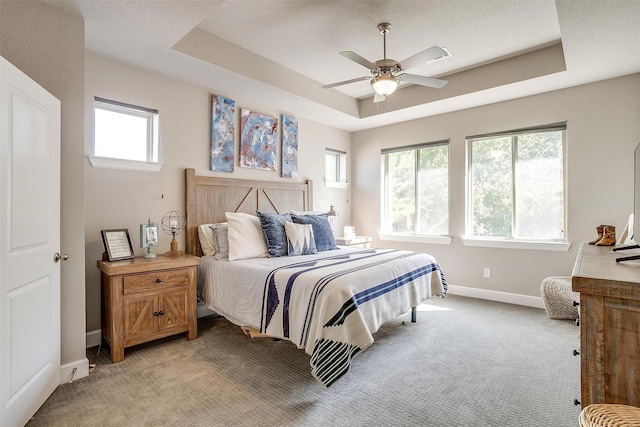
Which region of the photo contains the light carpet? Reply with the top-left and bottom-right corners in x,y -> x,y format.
27,295 -> 581,426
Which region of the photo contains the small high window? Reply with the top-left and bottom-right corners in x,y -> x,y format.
325,148 -> 347,188
90,97 -> 161,171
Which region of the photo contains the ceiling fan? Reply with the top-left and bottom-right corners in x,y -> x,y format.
322,23 -> 451,103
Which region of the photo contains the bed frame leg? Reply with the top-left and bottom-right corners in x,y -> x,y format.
411,306 -> 417,323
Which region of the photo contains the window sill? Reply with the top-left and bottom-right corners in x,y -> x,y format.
378,233 -> 452,245
324,180 -> 348,189
462,237 -> 571,251
88,156 -> 163,172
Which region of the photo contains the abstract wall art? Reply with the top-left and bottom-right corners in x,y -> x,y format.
281,115 -> 298,178
210,95 -> 235,172
240,108 -> 278,171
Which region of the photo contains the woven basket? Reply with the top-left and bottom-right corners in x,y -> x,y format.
579,404 -> 640,427
540,276 -> 580,320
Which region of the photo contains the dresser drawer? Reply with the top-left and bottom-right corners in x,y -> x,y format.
123,268 -> 189,294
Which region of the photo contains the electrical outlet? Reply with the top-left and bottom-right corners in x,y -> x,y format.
483,268 -> 491,278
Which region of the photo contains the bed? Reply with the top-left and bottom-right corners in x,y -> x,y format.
185,168 -> 447,386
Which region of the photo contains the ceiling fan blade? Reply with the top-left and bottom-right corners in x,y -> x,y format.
373,92 -> 386,103
398,46 -> 451,71
340,51 -> 377,70
322,76 -> 371,89
400,73 -> 448,89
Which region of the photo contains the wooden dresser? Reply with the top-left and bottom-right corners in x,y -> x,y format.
97,254 -> 200,363
571,243 -> 640,407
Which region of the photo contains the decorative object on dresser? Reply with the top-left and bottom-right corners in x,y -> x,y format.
139,218 -> 159,259
161,210 -> 186,257
97,254 -> 200,363
571,243 -> 640,408
101,229 -> 135,261
591,225 -> 616,246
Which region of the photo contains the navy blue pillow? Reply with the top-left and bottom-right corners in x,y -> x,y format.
257,211 -> 292,257
291,213 -> 337,252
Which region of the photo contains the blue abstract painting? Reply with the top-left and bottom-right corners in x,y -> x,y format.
240,108 -> 278,171
281,115 -> 298,178
210,95 -> 235,172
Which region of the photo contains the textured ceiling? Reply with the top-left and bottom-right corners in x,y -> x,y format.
42,0 -> 640,131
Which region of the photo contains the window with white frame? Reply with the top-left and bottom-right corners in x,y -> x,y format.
325,148 -> 347,187
382,141 -> 449,236
467,123 -> 566,241
90,97 -> 160,171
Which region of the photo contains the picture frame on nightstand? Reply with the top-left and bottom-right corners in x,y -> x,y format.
101,229 -> 135,261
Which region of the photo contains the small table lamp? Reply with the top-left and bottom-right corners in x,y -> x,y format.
161,211 -> 186,257
327,205 -> 338,235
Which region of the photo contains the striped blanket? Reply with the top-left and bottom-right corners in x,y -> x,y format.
259,248 -> 447,386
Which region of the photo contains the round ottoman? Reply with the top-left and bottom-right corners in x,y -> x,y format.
579,403 -> 640,427
540,276 -> 580,319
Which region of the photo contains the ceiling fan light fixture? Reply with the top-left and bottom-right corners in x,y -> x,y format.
371,75 -> 399,96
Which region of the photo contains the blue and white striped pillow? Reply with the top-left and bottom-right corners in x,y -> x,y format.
284,221 -> 317,256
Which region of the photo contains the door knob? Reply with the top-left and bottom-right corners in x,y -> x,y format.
54,253 -> 69,262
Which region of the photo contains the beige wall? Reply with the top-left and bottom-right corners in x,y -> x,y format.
84,53 -> 352,332
352,74 -> 640,300
1,1 -> 87,371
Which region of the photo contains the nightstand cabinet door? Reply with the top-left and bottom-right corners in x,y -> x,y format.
159,288 -> 189,332
123,294 -> 159,342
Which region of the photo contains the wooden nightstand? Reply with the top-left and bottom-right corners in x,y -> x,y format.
335,236 -> 372,248
97,254 -> 200,363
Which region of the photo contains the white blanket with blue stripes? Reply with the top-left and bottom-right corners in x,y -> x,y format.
259,248 -> 447,386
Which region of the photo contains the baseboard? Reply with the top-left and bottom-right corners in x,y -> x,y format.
59,357 -> 89,385
86,329 -> 102,348
446,284 -> 545,309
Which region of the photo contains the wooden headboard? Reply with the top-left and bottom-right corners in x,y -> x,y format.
184,168 -> 313,256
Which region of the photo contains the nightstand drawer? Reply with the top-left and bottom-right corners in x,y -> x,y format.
123,268 -> 189,294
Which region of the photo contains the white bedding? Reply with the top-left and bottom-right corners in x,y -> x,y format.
198,246 -> 447,386
198,247 -> 365,328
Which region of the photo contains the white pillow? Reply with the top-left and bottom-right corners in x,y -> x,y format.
198,224 -> 216,256
225,212 -> 268,261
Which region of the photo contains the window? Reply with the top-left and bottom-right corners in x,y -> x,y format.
382,141 -> 449,237
467,123 -> 566,241
90,97 -> 161,171
325,148 -> 347,188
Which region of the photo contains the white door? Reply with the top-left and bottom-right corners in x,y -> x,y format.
0,57 -> 61,426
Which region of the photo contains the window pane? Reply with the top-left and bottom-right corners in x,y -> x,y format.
515,131 -> 564,238
325,153 -> 337,182
95,108 -> 149,162
388,150 -> 416,233
471,137 -> 512,237
418,145 -> 448,234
